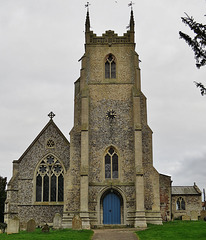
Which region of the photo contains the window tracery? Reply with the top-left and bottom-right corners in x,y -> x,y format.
36,155 -> 64,202
105,54 -> 116,79
105,147 -> 118,179
176,197 -> 185,210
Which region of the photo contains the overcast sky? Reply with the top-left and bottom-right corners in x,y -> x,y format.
1,0 -> 206,194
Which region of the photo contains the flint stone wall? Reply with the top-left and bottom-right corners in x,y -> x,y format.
172,195 -> 202,219
159,174 -> 171,221
89,84 -> 135,184
86,45 -> 135,84
6,122 -> 70,230
19,205 -> 63,230
17,123 -> 70,181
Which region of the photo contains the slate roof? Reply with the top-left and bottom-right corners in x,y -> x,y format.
172,186 -> 201,195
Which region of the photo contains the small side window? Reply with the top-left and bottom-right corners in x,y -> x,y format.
176,197 -> 185,210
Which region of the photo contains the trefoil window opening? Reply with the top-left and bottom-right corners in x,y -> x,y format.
47,139 -> 55,148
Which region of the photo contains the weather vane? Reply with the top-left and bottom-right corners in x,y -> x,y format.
48,111 -> 55,119
128,1 -> 135,10
85,2 -> 91,12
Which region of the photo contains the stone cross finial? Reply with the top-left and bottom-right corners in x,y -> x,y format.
128,1 -> 134,10
48,111 -> 55,119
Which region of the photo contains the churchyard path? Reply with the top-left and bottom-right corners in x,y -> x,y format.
92,228 -> 139,240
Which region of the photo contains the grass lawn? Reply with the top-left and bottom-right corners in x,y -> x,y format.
0,228 -> 93,240
136,221 -> 206,240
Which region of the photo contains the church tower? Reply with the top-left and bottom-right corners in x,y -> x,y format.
62,8 -> 163,228
6,6 -> 204,232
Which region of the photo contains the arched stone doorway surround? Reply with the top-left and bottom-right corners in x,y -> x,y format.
97,186 -> 127,225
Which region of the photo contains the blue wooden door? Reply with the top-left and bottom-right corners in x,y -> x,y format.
103,192 -> 121,224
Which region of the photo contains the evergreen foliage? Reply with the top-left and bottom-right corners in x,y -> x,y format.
0,176 -> 7,223
194,81 -> 206,96
179,14 -> 206,95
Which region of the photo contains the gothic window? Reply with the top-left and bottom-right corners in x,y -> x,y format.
105,54 -> 116,79
105,147 -> 118,179
176,197 -> 185,210
35,155 -> 64,202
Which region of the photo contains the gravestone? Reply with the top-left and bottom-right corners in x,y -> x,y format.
42,223 -> 49,233
72,214 -> 82,230
191,210 -> 198,221
0,229 -> 2,234
182,215 -> 190,221
7,217 -> 19,234
26,219 -> 36,232
53,213 -> 62,229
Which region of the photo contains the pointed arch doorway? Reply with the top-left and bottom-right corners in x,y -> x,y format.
102,190 -> 122,224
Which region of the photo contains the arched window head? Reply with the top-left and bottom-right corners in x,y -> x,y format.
105,54 -> 116,79
105,147 -> 118,179
176,197 -> 185,210
36,155 -> 64,202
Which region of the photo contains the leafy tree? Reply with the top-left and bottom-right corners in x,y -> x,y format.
179,13 -> 206,95
0,176 -> 7,223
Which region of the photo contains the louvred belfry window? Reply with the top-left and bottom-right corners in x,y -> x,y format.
36,155 -> 64,202
105,147 -> 118,179
105,54 -> 116,79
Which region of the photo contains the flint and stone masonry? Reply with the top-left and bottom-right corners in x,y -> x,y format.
4,9 -> 202,231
